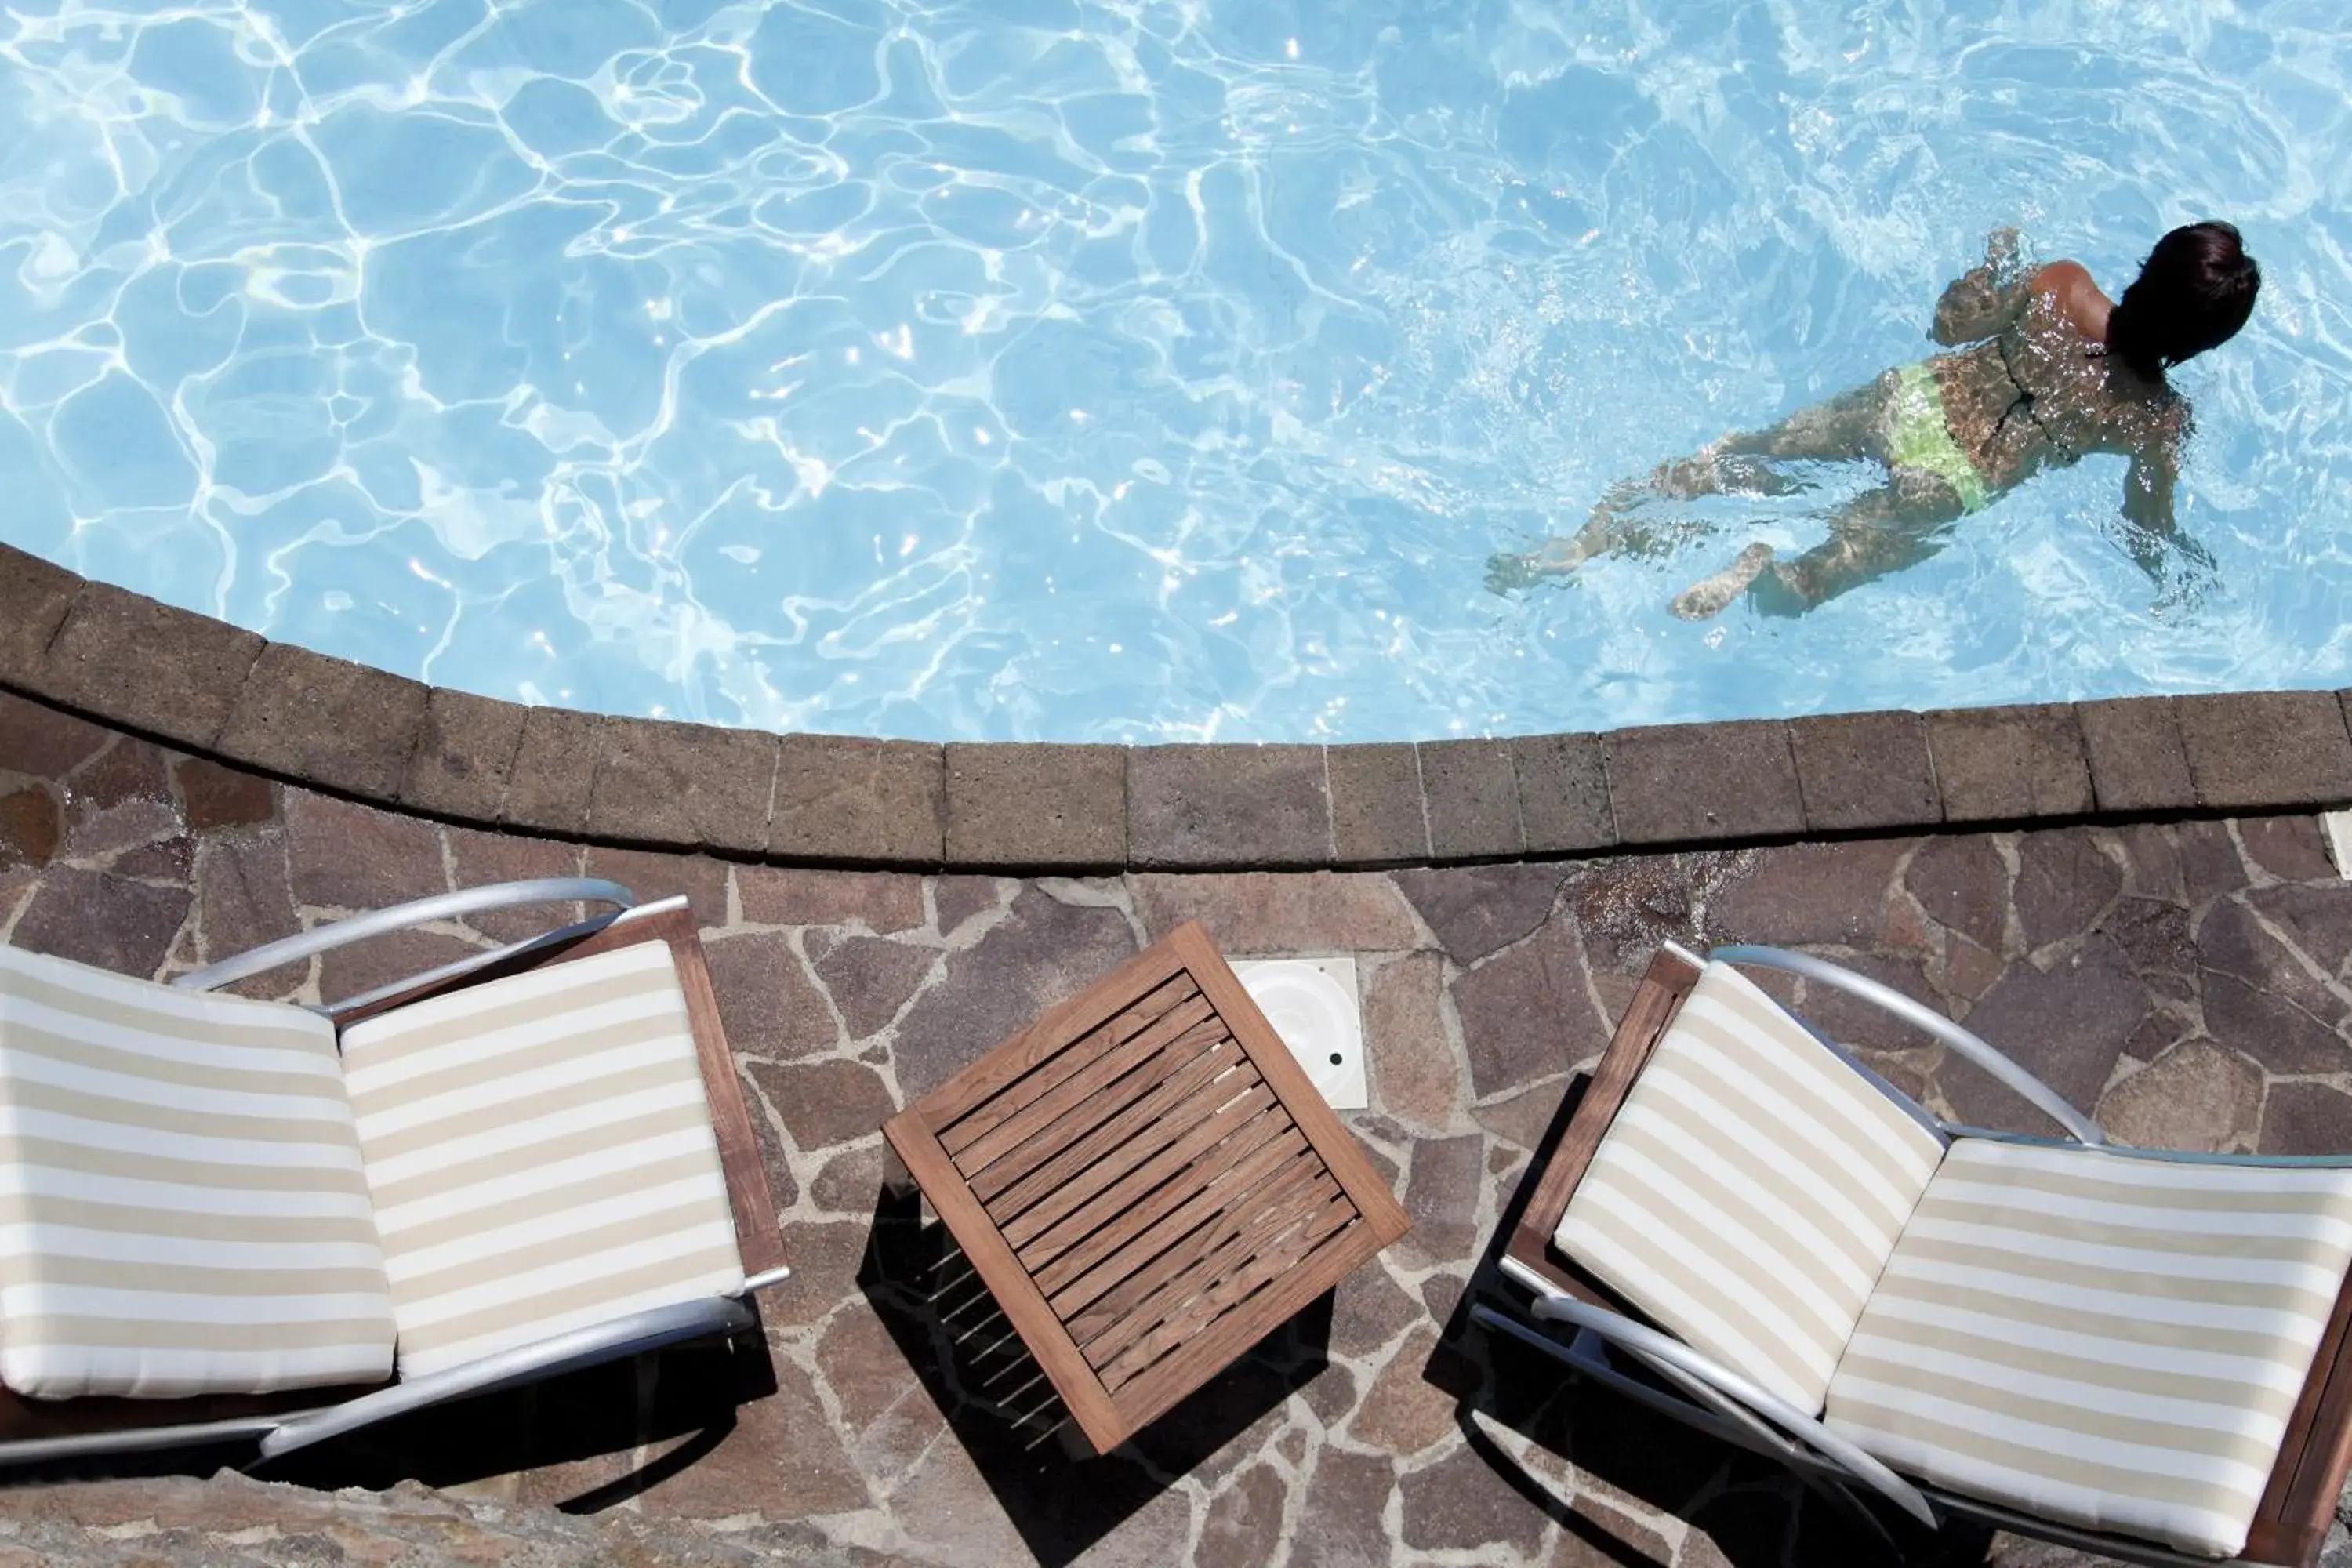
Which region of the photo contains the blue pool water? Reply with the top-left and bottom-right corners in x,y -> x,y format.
2,1 -> 2348,742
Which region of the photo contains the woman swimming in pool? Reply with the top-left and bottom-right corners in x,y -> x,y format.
1487,222 -> 2261,618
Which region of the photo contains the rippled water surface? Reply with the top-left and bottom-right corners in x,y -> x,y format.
4,1 -> 2349,740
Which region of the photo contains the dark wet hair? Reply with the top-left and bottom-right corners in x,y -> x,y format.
2105,221 -> 2260,380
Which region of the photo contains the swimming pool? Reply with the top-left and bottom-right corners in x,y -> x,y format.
2,1 -> 2347,743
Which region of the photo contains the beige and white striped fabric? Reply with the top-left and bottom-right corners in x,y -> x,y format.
1554,960 -> 1945,1412
340,939 -> 743,1378
0,943 -> 394,1398
1828,1138 -> 2352,1559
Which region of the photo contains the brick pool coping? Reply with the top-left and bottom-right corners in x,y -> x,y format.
7,541 -> 2351,872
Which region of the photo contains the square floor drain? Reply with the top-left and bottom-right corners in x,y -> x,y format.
1232,956 -> 1367,1111
2325,810 -> 2352,878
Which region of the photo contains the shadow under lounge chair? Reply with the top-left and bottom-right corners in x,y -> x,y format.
1479,942 -> 2352,1568
0,878 -> 786,1468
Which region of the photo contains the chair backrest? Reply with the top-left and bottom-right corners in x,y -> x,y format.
1552,960 -> 1946,1412
339,938 -> 744,1377
0,944 -> 394,1399
1828,1136 -> 2352,1560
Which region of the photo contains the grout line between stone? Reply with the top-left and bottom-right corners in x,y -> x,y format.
1410,742 -> 1432,862
38,583 -> 85,662
1320,745 -> 1335,866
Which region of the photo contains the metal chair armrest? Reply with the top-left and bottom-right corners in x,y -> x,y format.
1494,1258 -> 1936,1527
0,1410 -> 327,1468
1472,1301 -> 1803,1462
1710,945 -> 2105,1145
174,878 -> 637,1010
256,1295 -> 753,1459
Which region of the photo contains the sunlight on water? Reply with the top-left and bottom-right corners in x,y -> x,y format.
2,0 -> 2347,741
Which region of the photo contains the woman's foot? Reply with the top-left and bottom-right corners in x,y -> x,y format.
1485,535 -> 1597,594
1485,552 -> 1542,594
1670,542 -> 1776,620
1748,560 -> 1814,618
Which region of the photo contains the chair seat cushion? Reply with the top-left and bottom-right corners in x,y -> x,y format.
1554,960 -> 1946,1412
1826,1138 -> 2352,1559
340,939 -> 744,1378
0,944 -> 394,1399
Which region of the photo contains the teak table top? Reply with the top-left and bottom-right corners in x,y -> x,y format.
883,921 -> 1410,1454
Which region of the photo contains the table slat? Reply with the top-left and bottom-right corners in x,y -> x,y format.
879,1111 -> 1126,1450
1110,1216 -> 1389,1431
1007,1081 -> 1280,1258
1073,1166 -> 1342,1364
919,942 -> 1191,1132
1027,1106 -> 1299,1292
942,975 -> 1200,1159
951,995 -> 1218,1178
974,1035 -> 1243,1213
1045,1130 -> 1313,1316
1172,924 -> 1410,1250
1099,1192 -> 1358,1390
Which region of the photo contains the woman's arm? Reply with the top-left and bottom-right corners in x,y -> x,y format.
2121,445 -> 2178,541
1931,228 -> 2031,345
2121,400 -> 2188,537
2118,417 -> 2215,589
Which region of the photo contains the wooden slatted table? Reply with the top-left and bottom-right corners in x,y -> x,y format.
882,920 -> 1410,1454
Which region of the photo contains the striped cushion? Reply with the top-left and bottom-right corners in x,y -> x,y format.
1828,1139 -> 2352,1559
1555,960 -> 1945,1411
0,944 -> 394,1398
340,940 -> 744,1378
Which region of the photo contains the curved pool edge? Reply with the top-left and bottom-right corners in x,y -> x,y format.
5,543 -> 2347,873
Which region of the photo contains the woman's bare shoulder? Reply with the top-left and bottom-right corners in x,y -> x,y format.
2028,260 -> 2113,340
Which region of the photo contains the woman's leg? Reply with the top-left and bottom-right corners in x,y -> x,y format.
1651,376 -> 1891,500
1490,378 -> 1892,591
1486,503 -> 1722,591
1735,474 -> 1967,618
1716,377 -> 1889,466
1668,541 -> 1780,619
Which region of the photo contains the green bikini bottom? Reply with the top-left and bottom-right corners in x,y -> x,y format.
1886,363 -> 1991,514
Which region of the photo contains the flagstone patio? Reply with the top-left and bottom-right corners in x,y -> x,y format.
7,686 -> 2352,1566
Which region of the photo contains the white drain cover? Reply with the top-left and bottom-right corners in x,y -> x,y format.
1232,957 -> 1367,1112
2325,811 -> 2352,878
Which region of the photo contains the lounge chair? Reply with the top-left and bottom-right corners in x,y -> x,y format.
1477,942 -> 2352,1568
0,878 -> 786,1467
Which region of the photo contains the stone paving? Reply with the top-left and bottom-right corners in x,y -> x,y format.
9,686 -> 2352,1566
